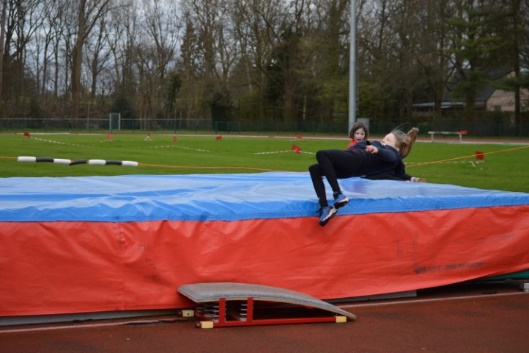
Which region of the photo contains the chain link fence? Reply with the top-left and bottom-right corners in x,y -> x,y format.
1,115 -> 528,138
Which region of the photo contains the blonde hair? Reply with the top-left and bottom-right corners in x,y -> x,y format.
392,127 -> 419,158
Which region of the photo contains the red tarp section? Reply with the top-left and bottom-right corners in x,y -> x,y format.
2,205 -> 529,316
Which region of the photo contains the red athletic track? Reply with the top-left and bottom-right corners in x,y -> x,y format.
1,282 -> 528,353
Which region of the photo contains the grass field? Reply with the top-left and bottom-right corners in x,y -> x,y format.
1,132 -> 529,193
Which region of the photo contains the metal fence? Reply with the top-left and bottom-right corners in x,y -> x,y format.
1,116 -> 528,138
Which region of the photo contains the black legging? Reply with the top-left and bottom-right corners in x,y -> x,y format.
308,150 -> 374,207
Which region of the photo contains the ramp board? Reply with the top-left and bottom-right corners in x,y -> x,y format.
178,282 -> 356,328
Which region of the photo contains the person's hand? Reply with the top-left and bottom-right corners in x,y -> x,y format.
365,145 -> 378,154
411,177 -> 427,183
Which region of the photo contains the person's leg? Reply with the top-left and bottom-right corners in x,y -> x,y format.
309,163 -> 338,226
308,163 -> 328,208
310,150 -> 363,226
315,150 -> 360,193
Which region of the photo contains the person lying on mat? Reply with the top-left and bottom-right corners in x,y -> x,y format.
309,127 -> 419,227
347,122 -> 425,183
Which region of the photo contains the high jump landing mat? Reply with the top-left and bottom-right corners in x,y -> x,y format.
1,172 -> 529,317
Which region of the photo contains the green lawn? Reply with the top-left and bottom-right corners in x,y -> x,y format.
1,132 -> 528,193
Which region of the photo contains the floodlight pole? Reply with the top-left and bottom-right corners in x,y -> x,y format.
348,0 -> 356,132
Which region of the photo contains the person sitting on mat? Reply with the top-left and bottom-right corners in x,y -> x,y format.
309,127 -> 419,226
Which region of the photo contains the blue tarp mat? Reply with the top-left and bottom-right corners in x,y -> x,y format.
2,172 -> 529,222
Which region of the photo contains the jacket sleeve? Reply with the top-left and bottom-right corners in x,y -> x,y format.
347,140 -> 367,151
375,143 -> 400,163
393,161 -> 411,180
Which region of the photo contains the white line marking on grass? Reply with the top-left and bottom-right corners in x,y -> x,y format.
253,150 -> 315,155
406,161 -> 484,166
144,145 -> 210,152
31,137 -> 88,148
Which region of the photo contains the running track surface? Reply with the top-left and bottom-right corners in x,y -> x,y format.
1,283 -> 528,353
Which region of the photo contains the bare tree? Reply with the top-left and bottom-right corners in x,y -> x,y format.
106,0 -> 136,92
414,1 -> 457,123
230,0 -> 286,121
180,0 -> 239,124
357,0 -> 396,121
2,0 -> 42,109
308,0 -> 351,122
448,0 -> 512,123
85,14 -> 111,100
70,0 -> 112,120
179,14 -> 200,124
0,0 -> 527,135
135,0 -> 181,128
0,0 -> 7,105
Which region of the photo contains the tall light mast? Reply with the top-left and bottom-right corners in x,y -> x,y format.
348,0 -> 356,131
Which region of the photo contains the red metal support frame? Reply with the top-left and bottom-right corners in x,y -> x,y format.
194,296 -> 346,328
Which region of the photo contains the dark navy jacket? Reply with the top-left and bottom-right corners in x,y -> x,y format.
347,140 -> 406,178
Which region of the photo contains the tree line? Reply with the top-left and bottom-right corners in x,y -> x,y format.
1,0 -> 528,133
